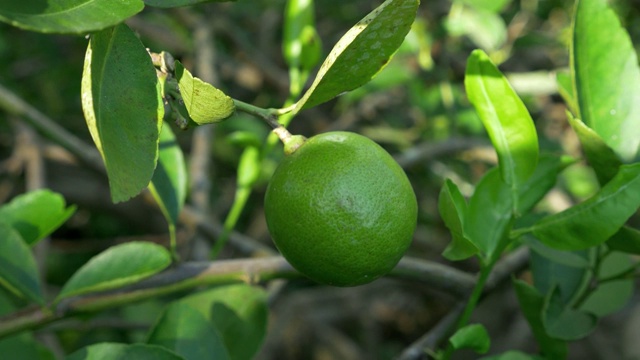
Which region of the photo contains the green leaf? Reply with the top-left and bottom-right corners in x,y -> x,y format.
57,242 -> 171,300
529,246 -> 590,305
81,23 -> 164,203
480,351 -> 544,360
292,0 -> 419,112
464,168 -> 513,261
438,180 -> 477,261
283,0 -> 320,70
532,163 -> 640,250
542,286 -> 597,340
445,6 -> 507,51
607,226 -> 640,255
67,343 -> 184,360
580,251 -> 634,317
147,302 -> 230,360
149,124 -> 187,226
0,189 -> 75,245
513,280 -> 568,359
566,112 -> 622,185
524,237 -> 589,268
0,0 -> 143,34
517,155 -> 575,214
449,324 -> 490,354
571,0 -> 640,162
465,49 -> 539,201
179,284 -> 268,360
0,222 -> 44,305
556,71 -> 577,115
459,0 -> 512,13
174,60 -> 235,125
144,0 -> 233,8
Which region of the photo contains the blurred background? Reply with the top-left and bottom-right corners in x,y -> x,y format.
1,0 -> 640,358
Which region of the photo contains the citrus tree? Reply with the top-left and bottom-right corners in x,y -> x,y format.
0,0 -> 639,359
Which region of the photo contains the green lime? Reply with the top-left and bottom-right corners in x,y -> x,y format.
264,131 -> 418,286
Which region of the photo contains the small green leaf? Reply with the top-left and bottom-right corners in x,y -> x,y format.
513,280 -> 568,359
174,60 -> 235,125
607,226 -> 640,255
0,189 -> 75,245
517,155 -> 575,214
566,112 -> 622,185
179,284 -> 268,360
580,252 -> 634,317
0,222 -> 44,305
58,242 -> 172,300
480,351 -> 544,360
67,343 -> 184,360
292,0 -> 419,112
438,180 -> 477,261
147,302 -> 230,360
459,0 -> 512,13
144,0 -> 234,8
449,324 -> 490,354
0,0 -> 143,34
283,0 -> 320,70
465,49 -> 539,201
149,124 -> 187,226
464,168 -> 513,261
571,0 -> 640,162
445,6 -> 507,51
532,163 -> 640,250
81,23 -> 164,203
542,286 -> 597,340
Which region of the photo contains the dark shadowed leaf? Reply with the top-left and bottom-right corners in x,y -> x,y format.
147,302 -> 229,360
0,0 -> 143,34
571,0 -> 640,162
0,222 -> 44,305
513,280 -> 568,359
438,180 -> 477,260
293,0 -> 418,112
0,189 -> 75,245
580,252 -> 633,317
179,284 -> 268,360
607,226 -> 640,255
542,286 -> 597,340
149,124 -> 187,226
532,163 -> 640,250
81,23 -> 164,203
144,0 -> 234,8
57,242 -> 171,300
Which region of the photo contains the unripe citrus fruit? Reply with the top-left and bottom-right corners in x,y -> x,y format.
264,131 -> 417,286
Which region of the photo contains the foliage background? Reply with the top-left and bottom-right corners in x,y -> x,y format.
1,0 -> 640,358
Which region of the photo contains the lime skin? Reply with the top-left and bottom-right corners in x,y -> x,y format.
264,131 -> 418,286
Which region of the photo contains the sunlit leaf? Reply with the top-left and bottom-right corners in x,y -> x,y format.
81,23 -> 164,203
532,163 -> 640,250
174,61 -> 235,125
0,0 -> 143,34
566,112 -> 621,185
58,242 -> 171,300
446,6 -> 507,51
571,0 -> 640,162
293,0 -> 418,112
67,343 -> 184,360
0,189 -> 75,245
465,49 -> 539,208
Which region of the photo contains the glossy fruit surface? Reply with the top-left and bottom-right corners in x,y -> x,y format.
264,131 -> 417,286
